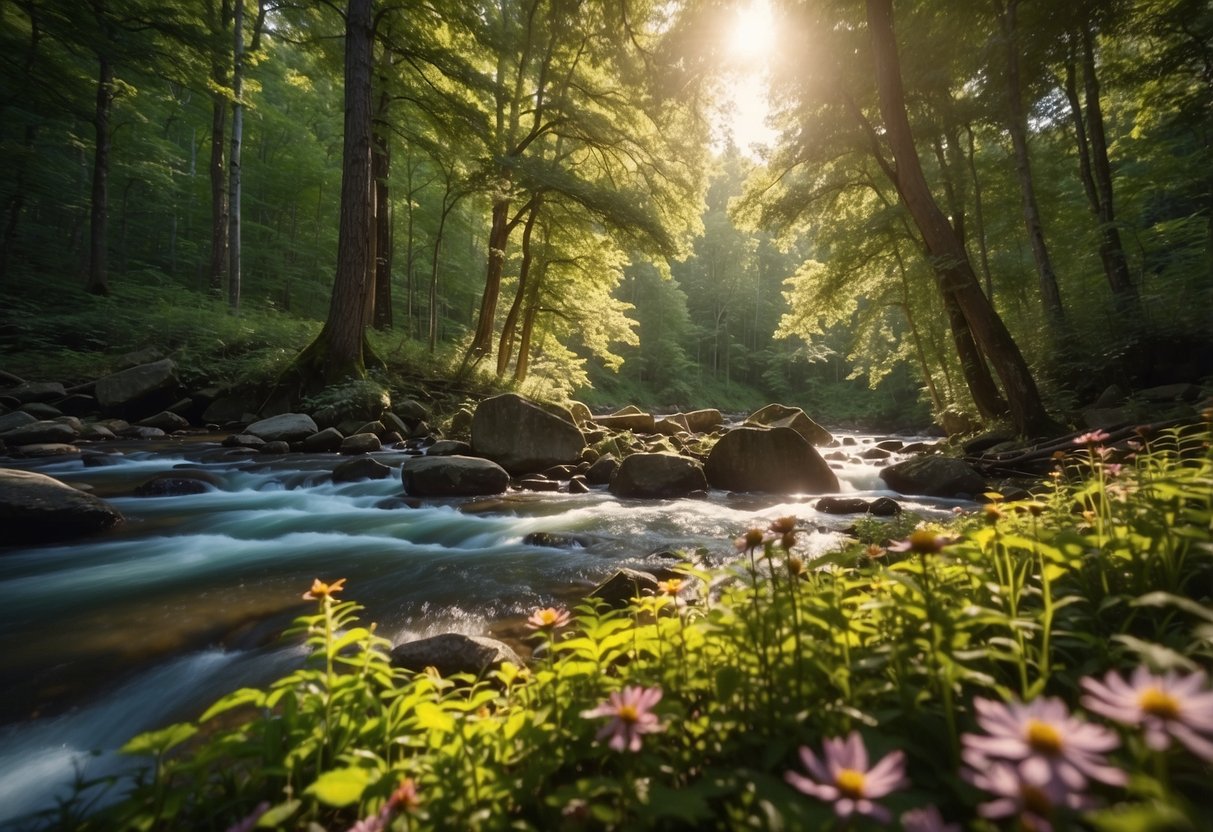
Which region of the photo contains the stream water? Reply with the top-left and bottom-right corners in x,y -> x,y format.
0,430 -> 962,826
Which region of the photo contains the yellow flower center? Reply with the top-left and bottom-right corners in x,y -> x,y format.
835,769 -> 866,799
1025,720 -> 1063,755
617,704 -> 639,724
1138,687 -> 1180,720
538,609 -> 558,625
1020,783 -> 1053,816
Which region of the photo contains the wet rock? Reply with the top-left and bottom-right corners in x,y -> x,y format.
340,432 -> 381,455
861,447 -> 890,460
134,470 -> 224,497
18,402 -> 61,420
120,426 -> 167,440
8,382 -> 66,404
541,464 -> 578,480
82,450 -> 122,467
1,419 -> 77,445
523,531 -> 593,548
585,454 -> 619,485
393,398 -> 431,426
471,393 -> 585,475
246,413 -> 319,443
875,439 -> 904,452
869,497 -> 902,516
223,433 -> 266,449
380,412 -> 410,438
447,408 -> 473,441
0,411 -> 37,433
10,443 -> 79,458
333,457 -> 393,483
138,410 -> 190,432
518,476 -> 561,492
880,456 -> 986,499
390,633 -> 522,679
815,497 -> 872,515
588,568 -> 660,608
301,427 -> 343,453
705,426 -> 839,495
401,455 -> 510,497
568,476 -> 591,494
95,359 -> 180,418
427,439 -> 471,456
593,412 -> 656,432
260,441 -> 290,455
745,403 -> 832,446
608,452 -> 707,499
0,467 -> 123,544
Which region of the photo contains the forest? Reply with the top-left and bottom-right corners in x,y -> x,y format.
2,0 -> 1208,432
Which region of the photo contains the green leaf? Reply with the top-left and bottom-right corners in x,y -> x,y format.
256,799 -> 300,827
200,687 -> 267,722
415,701 -> 456,733
1131,592 -> 1213,624
306,767 -> 373,807
120,722 -> 198,757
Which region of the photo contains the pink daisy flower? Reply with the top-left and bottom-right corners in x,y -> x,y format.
962,696 -> 1125,790
580,685 -> 664,752
1074,429 -> 1111,446
966,761 -> 1091,832
784,731 -> 907,823
900,804 -> 961,832
1081,667 -> 1213,761
526,606 -> 571,631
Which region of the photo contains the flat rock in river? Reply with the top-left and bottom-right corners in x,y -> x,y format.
401,455 -> 510,497
0,467 -> 123,545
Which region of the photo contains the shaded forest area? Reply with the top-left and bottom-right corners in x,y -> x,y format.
1,0 -> 1210,432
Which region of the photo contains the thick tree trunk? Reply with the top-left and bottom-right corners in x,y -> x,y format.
513,260 -> 545,384
998,0 -> 1066,332
866,0 -> 1052,435
84,53 -> 113,296
372,89 -> 392,330
496,199 -> 541,376
319,0 -> 374,381
227,0 -> 244,313
943,289 -> 1008,419
467,197 -> 511,362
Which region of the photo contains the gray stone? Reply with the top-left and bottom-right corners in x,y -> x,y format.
138,410 -> 190,432
471,393 -> 585,475
588,568 -> 660,608
401,455 -> 510,497
223,433 -> 266,449
78,424 -> 117,441
861,447 -> 890,460
654,415 -> 691,436
9,443 -> 79,458
869,497 -> 902,516
260,441 -> 290,455
876,439 -> 904,452
609,452 -> 707,499
134,470 -> 224,497
333,457 -> 393,483
745,403 -> 832,446
568,476 -> 590,494
8,382 -> 66,404
0,411 -> 37,434
340,432 -> 382,455
120,426 -> 166,440
301,427 -> 344,453
394,398 -> 431,426
1,420 -> 78,445
705,426 -> 839,494
679,408 -> 724,433
518,476 -> 561,492
94,359 -> 180,416
1091,384 -> 1128,408
593,412 -> 656,433
19,402 -> 61,420
201,396 -> 250,426
880,456 -> 986,499
427,439 -> 471,456
246,413 -> 319,443
390,633 -> 521,679
381,412 -> 410,437
56,394 -> 99,417
0,467 -> 123,544
585,454 -> 619,485
815,497 -> 872,515
354,420 -> 388,438
568,401 -> 593,426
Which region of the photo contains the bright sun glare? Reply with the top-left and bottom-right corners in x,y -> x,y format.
718,0 -> 778,156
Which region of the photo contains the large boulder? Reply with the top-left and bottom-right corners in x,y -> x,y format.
401,455 -> 510,497
0,411 -> 38,433
0,419 -> 78,446
608,452 -> 707,499
94,359 -> 180,418
8,381 -> 66,404
0,468 -> 123,544
471,393 -> 585,474
593,412 -> 657,433
705,426 -> 839,494
879,456 -> 986,499
390,633 -> 521,678
245,413 -> 319,443
680,408 -> 724,434
588,568 -> 661,608
745,403 -> 832,447
333,457 -> 393,483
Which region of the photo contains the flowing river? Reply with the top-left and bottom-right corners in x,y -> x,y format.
0,430 -> 962,826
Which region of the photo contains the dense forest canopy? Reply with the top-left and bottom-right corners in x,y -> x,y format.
1,0 -> 1210,430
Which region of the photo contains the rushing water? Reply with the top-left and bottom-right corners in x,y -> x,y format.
0,430 -> 961,826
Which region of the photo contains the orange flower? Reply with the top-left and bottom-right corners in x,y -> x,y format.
657,578 -> 683,596
302,577 -> 347,601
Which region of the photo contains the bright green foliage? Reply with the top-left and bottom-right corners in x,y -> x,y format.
51,420 -> 1213,830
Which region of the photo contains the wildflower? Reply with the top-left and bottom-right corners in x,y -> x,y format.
225,802 -> 270,832
966,761 -> 1089,832
526,606 -> 571,631
581,685 -> 665,752
769,515 -> 798,548
735,527 -> 767,553
962,696 -> 1125,789
784,731 -> 907,823
900,804 -> 961,832
346,779 -> 419,832
862,544 -> 885,560
983,504 -> 1003,524
387,779 -> 420,813
302,577 -> 346,601
657,578 -> 683,596
888,530 -> 953,555
1103,462 -> 1123,478
787,555 -> 805,576
1074,429 -> 1111,446
1081,667 -> 1213,762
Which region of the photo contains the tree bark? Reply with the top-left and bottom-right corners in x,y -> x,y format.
496,198 -> 541,376
318,0 -> 374,381
227,0 -> 244,313
964,125 -> 995,298
467,196 -> 511,361
372,86 -> 392,330
865,0 -> 1053,435
997,0 -> 1066,332
207,0 -> 230,296
84,52 -> 113,296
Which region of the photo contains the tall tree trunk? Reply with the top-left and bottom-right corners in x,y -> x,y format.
513,258 -> 546,384
496,199 -> 541,376
866,0 -> 1052,435
227,0 -> 244,313
943,289 -> 1008,419
997,0 -> 1066,332
372,87 -> 392,330
85,52 -> 113,296
1078,27 -> 1140,312
964,125 -> 995,298
206,0 -> 230,295
466,196 -> 511,362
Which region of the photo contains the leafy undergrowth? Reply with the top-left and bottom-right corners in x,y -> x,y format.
44,421 -> 1213,831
